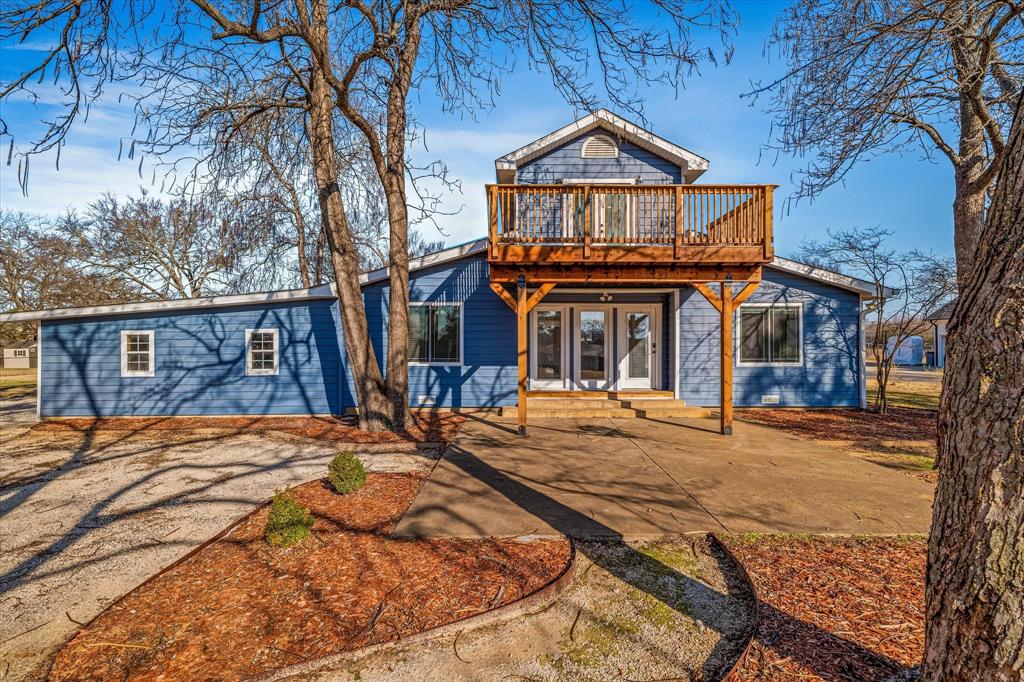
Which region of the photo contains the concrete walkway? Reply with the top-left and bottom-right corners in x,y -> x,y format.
394,413 -> 934,539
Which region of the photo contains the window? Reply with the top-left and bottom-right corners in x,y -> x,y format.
121,331 -> 155,377
13,350 -> 26,357
581,134 -> 619,159
409,303 -> 461,365
738,305 -> 802,365
246,329 -> 279,376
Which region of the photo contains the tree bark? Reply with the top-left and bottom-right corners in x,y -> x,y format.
924,94 -> 1024,680
306,30 -> 392,431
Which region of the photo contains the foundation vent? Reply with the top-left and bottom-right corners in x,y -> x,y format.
417,395 -> 436,406
760,394 -> 781,405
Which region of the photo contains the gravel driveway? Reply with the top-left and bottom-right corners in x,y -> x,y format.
0,408 -> 429,681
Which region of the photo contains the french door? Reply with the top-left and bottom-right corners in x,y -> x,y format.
530,305 -> 567,389
617,305 -> 657,390
574,308 -> 611,390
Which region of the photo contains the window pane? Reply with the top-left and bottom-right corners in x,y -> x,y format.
536,310 -> 562,379
430,306 -> 460,363
408,307 -> 428,362
740,309 -> 768,362
771,308 -> 800,363
579,311 -> 606,380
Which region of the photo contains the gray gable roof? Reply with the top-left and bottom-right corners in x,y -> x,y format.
494,109 -> 709,184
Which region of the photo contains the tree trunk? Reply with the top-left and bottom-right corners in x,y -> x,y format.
382,171 -> 411,429
923,96 -> 1024,681
951,45 -> 990,286
306,49 -> 392,431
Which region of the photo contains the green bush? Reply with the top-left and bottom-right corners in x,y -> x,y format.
327,451 -> 366,494
265,488 -> 314,547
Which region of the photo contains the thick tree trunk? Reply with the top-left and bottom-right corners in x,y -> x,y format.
923,97 -> 1024,681
382,173 -> 411,429
951,52 -> 991,286
306,56 -> 392,431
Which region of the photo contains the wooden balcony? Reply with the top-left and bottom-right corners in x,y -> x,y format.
487,183 -> 775,276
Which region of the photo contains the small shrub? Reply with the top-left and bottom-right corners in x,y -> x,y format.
265,488 -> 314,547
327,451 -> 366,494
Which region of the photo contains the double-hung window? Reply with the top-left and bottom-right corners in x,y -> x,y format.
246,329 -> 279,376
121,330 -> 155,377
409,303 -> 461,365
738,305 -> 802,365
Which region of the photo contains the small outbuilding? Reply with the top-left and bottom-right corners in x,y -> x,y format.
926,300 -> 955,369
3,340 -> 38,369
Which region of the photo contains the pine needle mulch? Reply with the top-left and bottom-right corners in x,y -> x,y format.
723,535 -> 926,681
44,474 -> 572,682
31,413 -> 465,445
740,408 -> 936,443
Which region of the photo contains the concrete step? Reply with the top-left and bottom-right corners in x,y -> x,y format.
618,398 -> 689,410
634,406 -> 712,418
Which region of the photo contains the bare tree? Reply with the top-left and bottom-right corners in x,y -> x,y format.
751,0 -> 1024,284
925,92 -> 1023,682
0,212 -> 141,344
63,192 -> 280,299
801,226 -> 956,413
1,0 -> 735,430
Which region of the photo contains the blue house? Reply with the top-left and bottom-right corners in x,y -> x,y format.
0,110 -> 885,435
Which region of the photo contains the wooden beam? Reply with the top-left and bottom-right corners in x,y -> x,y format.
583,186 -> 592,260
525,283 -> 556,313
490,263 -> 763,285
733,280 -> 760,307
673,186 -> 683,260
691,283 -> 723,313
516,277 -> 529,437
720,282 -> 734,436
487,185 -> 499,260
489,282 -> 517,311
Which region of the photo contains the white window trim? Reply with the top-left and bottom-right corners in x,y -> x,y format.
736,303 -> 804,367
245,328 -> 280,376
120,330 -> 155,378
408,302 -> 464,367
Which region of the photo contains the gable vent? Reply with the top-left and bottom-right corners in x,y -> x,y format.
581,134 -> 619,159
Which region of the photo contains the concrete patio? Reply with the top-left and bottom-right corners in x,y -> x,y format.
394,413 -> 935,539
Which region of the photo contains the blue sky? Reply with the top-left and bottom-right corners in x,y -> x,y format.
1,0 -> 955,260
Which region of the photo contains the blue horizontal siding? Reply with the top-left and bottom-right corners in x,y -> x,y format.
38,254 -> 862,416
678,270 -> 861,407
352,256 -> 518,409
40,301 -> 342,417
518,135 -> 681,184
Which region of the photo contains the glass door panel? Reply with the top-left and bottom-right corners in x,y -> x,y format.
618,306 -> 656,389
532,308 -> 564,388
577,310 -> 608,388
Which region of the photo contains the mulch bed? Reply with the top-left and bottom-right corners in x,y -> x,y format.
740,408 -> 936,443
723,535 -> 926,681
31,413 -> 465,445
45,474 -> 571,681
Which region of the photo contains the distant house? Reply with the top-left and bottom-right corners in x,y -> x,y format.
926,300 -> 956,369
0,110 -> 894,433
3,340 -> 37,369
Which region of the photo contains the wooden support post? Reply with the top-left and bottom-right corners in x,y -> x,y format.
674,185 -> 683,259
489,281 -> 517,311
525,283 -> 556,312
583,186 -> 592,260
720,282 -> 734,436
488,185 -> 499,260
517,274 -> 528,437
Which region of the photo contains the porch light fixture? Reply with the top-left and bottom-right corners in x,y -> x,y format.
600,292 -> 613,302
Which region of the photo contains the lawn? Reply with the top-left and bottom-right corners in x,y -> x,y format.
866,376 -> 942,410
0,367 -> 36,400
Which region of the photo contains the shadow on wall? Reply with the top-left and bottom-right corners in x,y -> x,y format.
45,301 -> 342,418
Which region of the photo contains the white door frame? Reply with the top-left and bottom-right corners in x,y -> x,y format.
529,304 -> 568,390
573,305 -> 613,390
617,304 -> 659,390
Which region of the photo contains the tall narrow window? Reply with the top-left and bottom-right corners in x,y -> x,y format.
246,329 -> 279,376
738,305 -> 802,365
121,330 -> 155,377
408,303 -> 462,365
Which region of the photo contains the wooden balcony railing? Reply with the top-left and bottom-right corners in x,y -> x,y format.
487,183 -> 775,264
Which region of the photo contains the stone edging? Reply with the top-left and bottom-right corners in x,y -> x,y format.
248,539 -> 579,682
709,533 -> 761,682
